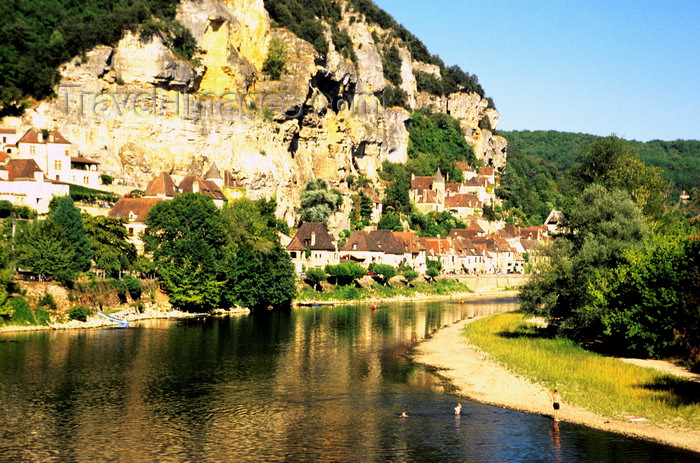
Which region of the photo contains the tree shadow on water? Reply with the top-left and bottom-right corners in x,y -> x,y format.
640,376 -> 700,407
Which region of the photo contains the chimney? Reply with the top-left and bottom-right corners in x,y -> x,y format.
311,232 -> 316,247
48,133 -> 54,143
37,132 -> 43,143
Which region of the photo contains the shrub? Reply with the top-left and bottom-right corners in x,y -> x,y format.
69,305 -> 90,322
131,301 -> 145,313
262,38 -> 287,80
379,85 -> 409,110
35,306 -> 51,325
305,268 -> 327,290
402,269 -> 419,282
100,174 -> 114,185
331,26 -> 357,65
115,279 -> 128,304
414,70 -> 444,96
10,297 -> 36,325
369,263 -> 396,285
38,292 -> 57,311
325,261 -> 366,286
123,275 -> 143,300
381,45 -> 403,86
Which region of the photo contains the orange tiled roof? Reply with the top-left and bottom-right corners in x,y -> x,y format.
17,128 -> 71,145
293,222 -> 336,251
179,175 -> 226,201
393,232 -> 425,254
5,159 -> 43,180
108,197 -> 162,222
445,194 -> 480,208
145,172 -> 178,197
341,230 -> 381,252
411,176 -> 433,190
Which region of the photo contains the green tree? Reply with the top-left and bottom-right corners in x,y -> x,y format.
49,196 -> 93,273
325,261 -> 366,286
599,235 -> 700,358
15,220 -> 76,283
227,242 -> 296,310
380,161 -> 412,214
0,242 -> 16,318
298,178 -> 343,226
144,193 -> 229,312
83,214 -> 137,278
220,197 -> 297,310
305,268 -> 327,291
377,212 -> 403,231
406,112 -> 477,181
521,184 -> 650,342
569,136 -> 670,219
426,258 -> 442,281
369,263 -> 396,285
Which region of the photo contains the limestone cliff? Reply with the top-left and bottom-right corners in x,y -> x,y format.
20,0 -> 505,225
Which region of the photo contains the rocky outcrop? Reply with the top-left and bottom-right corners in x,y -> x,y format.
25,0 -> 505,224
346,21 -> 385,93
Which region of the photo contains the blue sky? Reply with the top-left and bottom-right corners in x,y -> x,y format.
374,0 -> 699,141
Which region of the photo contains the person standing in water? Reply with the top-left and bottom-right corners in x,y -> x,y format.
551,390 -> 562,421
454,403 -> 462,415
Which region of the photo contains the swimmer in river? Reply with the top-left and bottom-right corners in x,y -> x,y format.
400,411 -> 409,418
454,403 -> 462,415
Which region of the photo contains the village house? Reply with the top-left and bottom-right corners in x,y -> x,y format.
108,166 -> 227,251
544,209 -> 565,234
144,169 -> 226,206
418,236 -> 461,274
393,231 -> 427,273
107,197 -> 163,252
339,230 -> 383,267
367,230 -> 405,267
15,128 -> 100,187
409,165 -> 499,219
0,158 -> 69,214
286,222 -> 339,274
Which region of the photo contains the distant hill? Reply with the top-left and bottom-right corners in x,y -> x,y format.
498,130 -> 700,225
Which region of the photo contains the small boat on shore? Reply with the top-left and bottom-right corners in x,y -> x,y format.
296,302 -> 337,307
97,312 -> 130,328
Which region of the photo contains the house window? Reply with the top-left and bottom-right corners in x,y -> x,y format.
54,160 -> 62,170
128,227 -> 134,235
84,176 -> 89,184
55,175 -> 60,181
65,149 -> 69,156
30,146 -> 36,155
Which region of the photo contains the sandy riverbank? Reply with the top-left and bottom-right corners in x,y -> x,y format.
412,314 -> 700,455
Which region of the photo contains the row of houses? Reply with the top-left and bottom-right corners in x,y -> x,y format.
410,163 -> 500,218
108,167 -> 227,251
0,127 -> 101,213
283,221 -> 551,276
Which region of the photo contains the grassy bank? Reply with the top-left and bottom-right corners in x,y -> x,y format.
298,279 -> 473,302
462,312 -> 700,429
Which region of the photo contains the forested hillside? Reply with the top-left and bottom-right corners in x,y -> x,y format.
498,130 -> 700,225
0,0 -> 194,114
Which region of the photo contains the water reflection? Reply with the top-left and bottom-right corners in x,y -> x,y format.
0,297 -> 698,462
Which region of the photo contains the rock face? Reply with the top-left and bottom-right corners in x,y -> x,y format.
27,0 -> 505,224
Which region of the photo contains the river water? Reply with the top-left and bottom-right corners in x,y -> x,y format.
0,297 -> 697,462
